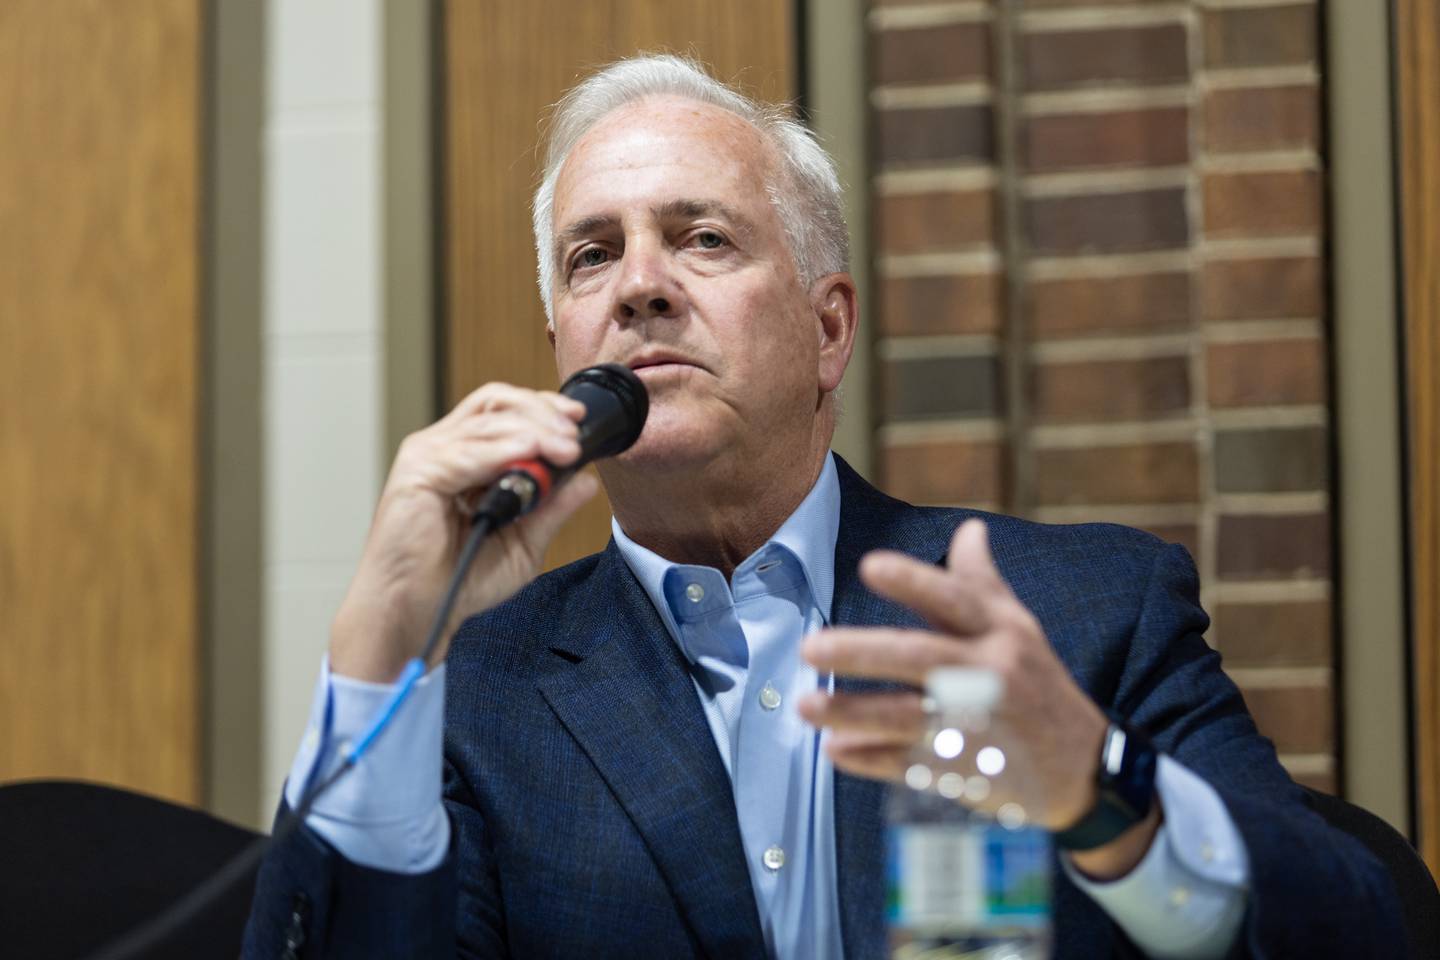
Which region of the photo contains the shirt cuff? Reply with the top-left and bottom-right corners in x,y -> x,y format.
283,656 -> 451,874
1063,754 -> 1250,960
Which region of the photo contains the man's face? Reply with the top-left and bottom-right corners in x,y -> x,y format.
547,96 -> 828,471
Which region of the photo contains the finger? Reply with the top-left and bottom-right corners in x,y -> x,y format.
454,409 -> 582,466
802,627 -> 979,686
796,690 -> 927,740
445,381 -> 534,423
447,382 -> 586,430
859,549 -> 993,636
948,518 -> 1003,586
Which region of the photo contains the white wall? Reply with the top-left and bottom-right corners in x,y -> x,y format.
258,0 -> 387,818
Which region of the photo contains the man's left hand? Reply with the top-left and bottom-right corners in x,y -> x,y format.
798,518 -> 1160,876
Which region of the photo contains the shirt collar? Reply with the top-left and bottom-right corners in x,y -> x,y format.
612,452 -> 842,651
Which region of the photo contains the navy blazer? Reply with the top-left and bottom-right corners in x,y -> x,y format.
245,458 -> 1403,958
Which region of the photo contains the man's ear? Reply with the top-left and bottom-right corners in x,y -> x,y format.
546,320 -> 557,350
809,273 -> 859,394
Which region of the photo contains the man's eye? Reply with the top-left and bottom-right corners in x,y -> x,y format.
575,247 -> 610,270
693,230 -> 726,250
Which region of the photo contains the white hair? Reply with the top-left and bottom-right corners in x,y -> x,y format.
531,54 -> 850,323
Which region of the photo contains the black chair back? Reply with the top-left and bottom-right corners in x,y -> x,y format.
1306,787 -> 1440,960
0,779 -> 262,959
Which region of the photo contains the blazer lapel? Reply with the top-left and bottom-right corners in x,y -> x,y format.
829,457 -> 965,960
537,545 -> 766,959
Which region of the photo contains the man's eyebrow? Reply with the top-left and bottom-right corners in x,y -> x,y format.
554,213 -> 619,265
553,200 -> 757,267
653,199 -> 755,238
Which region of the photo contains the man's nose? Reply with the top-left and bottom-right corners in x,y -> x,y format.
614,244 -> 683,322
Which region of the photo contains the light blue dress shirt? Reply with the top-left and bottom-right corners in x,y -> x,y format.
288,451 -> 1251,959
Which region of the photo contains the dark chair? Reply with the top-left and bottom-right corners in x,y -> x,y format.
0,779 -> 263,959
1305,786 -> 1440,960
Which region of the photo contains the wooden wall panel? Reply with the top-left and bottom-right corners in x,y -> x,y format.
1396,0 -> 1440,873
0,1 -> 200,802
442,0 -> 795,568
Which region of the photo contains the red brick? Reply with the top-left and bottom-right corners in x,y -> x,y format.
1203,5 -> 1318,69
1034,443 -> 1198,506
876,105 -> 995,166
1201,256 -> 1325,321
1237,683 -> 1333,754
1217,513 -> 1330,580
1023,107 -> 1190,173
873,23 -> 992,86
1031,355 -> 1191,423
1215,600 -> 1332,667
877,189 -> 998,255
1022,24 -> 1189,91
1203,170 -> 1323,238
1024,187 -> 1189,254
879,439 -> 1007,506
1029,271 -> 1192,338
879,273 -> 1003,336
1203,85 -> 1320,154
1207,338 -> 1326,408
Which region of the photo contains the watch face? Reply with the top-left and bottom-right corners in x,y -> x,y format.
1107,724 -> 1157,819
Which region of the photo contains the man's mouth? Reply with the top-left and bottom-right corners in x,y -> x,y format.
626,351 -> 702,374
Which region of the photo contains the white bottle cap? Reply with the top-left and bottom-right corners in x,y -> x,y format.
926,668 -> 1003,710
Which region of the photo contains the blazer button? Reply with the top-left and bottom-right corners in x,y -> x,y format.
284,891 -> 311,956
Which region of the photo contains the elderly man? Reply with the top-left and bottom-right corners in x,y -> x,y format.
245,56 -> 1399,958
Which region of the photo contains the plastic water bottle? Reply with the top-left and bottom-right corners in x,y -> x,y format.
886,668 -> 1052,960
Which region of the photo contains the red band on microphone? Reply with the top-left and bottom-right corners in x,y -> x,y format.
506,458 -> 554,500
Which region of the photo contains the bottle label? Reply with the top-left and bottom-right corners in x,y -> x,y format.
887,823 -> 1050,934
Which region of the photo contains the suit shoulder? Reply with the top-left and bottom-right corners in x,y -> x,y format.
902,503 -> 1182,590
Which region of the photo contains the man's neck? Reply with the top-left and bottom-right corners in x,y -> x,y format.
602,437 -> 832,580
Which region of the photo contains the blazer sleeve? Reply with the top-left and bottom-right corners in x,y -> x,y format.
1112,541 -> 1405,958
242,750 -> 510,959
241,796 -> 458,959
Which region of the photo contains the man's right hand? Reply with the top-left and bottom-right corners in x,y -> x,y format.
329,382 -> 599,682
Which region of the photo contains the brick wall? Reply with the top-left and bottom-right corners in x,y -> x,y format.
867,0 -> 1335,792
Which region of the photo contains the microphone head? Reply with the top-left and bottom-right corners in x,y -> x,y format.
560,363 -> 649,461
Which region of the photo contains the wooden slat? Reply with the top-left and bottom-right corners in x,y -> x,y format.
442,0 -> 795,568
1397,0 -> 1440,873
0,0 -> 200,802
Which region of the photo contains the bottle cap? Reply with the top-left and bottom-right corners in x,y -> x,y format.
926,668 -> 1003,710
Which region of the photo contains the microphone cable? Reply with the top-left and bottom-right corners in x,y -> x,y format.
84,514 -> 495,960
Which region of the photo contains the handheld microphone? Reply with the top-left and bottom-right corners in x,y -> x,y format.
471,363 -> 648,526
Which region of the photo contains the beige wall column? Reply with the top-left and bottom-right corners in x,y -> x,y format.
207,0 -> 434,827
809,0 -> 873,476
1324,0 -> 1411,833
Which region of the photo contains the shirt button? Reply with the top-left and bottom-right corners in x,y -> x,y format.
758,682 -> 782,711
685,582 -> 705,603
762,844 -> 786,872
1169,886 -> 1191,908
1200,841 -> 1216,862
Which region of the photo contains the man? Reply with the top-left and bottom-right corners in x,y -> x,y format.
245,56 -> 1400,958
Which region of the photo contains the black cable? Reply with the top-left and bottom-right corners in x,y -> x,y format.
84,514 -> 495,960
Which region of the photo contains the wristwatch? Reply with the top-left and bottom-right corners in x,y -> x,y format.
1054,718 -> 1158,851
